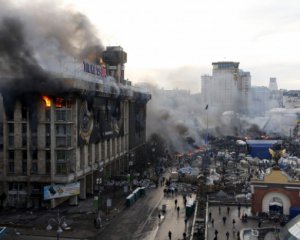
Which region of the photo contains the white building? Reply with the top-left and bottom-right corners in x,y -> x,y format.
201,62 -> 251,113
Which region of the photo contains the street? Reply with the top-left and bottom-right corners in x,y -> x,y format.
92,177 -> 192,240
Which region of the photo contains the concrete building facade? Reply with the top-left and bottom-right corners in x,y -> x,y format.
0,46 -> 151,208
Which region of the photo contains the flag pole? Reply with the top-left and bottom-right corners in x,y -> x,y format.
205,104 -> 208,145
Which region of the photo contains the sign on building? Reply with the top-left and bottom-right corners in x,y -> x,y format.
43,182 -> 80,200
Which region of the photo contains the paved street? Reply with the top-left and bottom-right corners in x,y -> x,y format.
155,195 -> 191,240
206,205 -> 278,240
92,180 -> 194,240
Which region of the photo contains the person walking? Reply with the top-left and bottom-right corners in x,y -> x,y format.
258,219 -> 262,228
94,217 -> 97,228
219,205 -> 221,215
223,216 -> 227,225
177,206 -> 180,216
168,230 -> 172,240
175,199 -> 178,208
226,231 -> 229,240
232,218 -> 236,227
209,212 -> 212,221
211,218 -> 214,227
237,230 -> 240,240
184,218 -> 188,227
158,213 -> 161,221
183,232 -> 187,240
227,206 -> 230,215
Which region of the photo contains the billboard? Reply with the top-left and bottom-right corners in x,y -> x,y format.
43,182 -> 80,200
78,97 -> 124,146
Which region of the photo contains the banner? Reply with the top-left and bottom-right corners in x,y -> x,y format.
43,182 -> 80,200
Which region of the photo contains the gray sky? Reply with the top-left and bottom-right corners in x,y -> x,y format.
64,0 -> 300,92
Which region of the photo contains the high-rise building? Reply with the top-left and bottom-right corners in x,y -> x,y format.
269,77 -> 278,91
0,46 -> 151,208
201,62 -> 251,113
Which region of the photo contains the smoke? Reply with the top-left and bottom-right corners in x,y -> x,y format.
137,82 -> 205,153
138,82 -> 299,155
0,0 -> 104,94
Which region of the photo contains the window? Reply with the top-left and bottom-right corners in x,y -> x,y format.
22,124 -> 27,134
56,109 -> 71,122
46,124 -> 50,135
45,150 -> 51,174
56,162 -> 67,174
56,150 -> 72,174
31,135 -> 37,147
56,124 -> 71,147
8,150 -> 14,160
21,106 -> 27,120
8,161 -> 14,173
22,136 -> 27,147
22,161 -> 27,175
46,150 -> 51,160
56,110 -> 67,121
45,109 -> 50,121
31,161 -> 38,174
22,150 -> 27,160
46,136 -> 50,148
6,111 -> 13,121
8,123 -> 14,134
8,136 -> 14,147
32,150 -> 38,160
45,124 -> 51,147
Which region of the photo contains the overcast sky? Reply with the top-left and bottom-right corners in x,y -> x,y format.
64,0 -> 300,93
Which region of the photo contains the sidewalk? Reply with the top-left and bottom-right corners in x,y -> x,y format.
0,189 -> 127,240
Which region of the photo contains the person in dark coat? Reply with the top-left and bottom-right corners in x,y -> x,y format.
226,231 -> 229,240
168,230 -> 172,240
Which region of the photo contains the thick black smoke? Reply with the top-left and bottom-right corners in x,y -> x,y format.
0,0 -> 105,118
0,0 -> 104,94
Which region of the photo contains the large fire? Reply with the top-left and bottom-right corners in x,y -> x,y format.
42,96 -> 51,107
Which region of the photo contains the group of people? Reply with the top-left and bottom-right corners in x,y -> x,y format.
209,205 -> 242,240
165,198 -> 189,239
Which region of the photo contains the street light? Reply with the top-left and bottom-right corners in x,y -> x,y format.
46,209 -> 68,240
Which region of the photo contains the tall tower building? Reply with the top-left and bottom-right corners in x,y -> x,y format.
201,61 -> 251,113
269,78 -> 278,91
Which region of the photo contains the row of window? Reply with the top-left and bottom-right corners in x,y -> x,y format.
7,123 -> 72,148
7,150 -> 71,175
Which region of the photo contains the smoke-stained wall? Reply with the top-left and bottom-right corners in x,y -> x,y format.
129,98 -> 148,150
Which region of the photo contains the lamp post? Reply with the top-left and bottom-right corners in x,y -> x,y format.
46,209 -> 68,240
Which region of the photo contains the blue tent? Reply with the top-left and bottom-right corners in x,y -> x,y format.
246,140 -> 279,159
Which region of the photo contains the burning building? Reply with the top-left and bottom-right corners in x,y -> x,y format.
0,46 -> 151,208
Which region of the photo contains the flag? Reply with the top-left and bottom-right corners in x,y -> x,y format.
205,104 -> 208,110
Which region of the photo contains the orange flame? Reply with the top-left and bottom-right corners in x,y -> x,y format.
42,96 -> 51,107
55,98 -> 63,108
